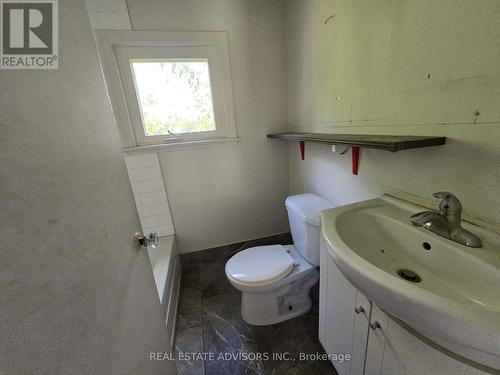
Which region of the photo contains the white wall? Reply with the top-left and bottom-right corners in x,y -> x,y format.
0,1 -> 176,374
127,0 -> 290,253
286,0 -> 500,230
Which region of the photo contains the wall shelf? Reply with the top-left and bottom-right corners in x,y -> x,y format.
267,132 -> 446,175
267,132 -> 446,152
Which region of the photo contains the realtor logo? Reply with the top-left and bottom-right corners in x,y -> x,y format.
1,0 -> 58,69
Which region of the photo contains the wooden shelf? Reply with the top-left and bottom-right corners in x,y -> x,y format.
267,132 -> 446,175
267,132 -> 446,152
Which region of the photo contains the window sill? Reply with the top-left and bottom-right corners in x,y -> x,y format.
122,137 -> 240,154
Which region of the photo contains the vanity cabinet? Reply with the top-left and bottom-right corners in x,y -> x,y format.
319,243 -> 371,375
319,239 -> 493,375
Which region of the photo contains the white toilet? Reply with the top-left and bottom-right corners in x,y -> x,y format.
225,193 -> 334,325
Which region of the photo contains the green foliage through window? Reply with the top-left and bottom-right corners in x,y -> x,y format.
131,60 -> 216,136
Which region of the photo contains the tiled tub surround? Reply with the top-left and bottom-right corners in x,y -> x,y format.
174,234 -> 337,375
124,153 -> 175,236
85,0 -> 132,30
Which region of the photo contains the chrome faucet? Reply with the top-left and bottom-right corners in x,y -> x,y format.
409,192 -> 482,248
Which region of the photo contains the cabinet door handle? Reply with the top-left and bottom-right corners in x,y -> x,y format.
354,306 -> 365,314
370,321 -> 382,330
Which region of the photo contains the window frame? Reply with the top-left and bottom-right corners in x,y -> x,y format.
96,31 -> 237,149
117,47 -> 226,145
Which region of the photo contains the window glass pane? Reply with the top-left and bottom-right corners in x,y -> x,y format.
131,60 -> 216,136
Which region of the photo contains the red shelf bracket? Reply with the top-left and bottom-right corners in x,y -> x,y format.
352,147 -> 360,175
299,141 -> 305,160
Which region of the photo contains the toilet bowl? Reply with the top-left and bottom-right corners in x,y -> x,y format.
225,193 -> 334,325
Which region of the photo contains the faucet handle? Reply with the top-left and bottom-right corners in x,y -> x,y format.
433,191 -> 462,214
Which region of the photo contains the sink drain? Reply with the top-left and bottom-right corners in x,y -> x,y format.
397,269 -> 421,283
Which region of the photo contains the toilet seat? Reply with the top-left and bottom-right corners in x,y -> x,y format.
225,245 -> 294,285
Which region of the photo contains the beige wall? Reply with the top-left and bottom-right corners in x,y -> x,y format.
127,0 -> 290,253
286,0 -> 500,229
0,1 -> 176,374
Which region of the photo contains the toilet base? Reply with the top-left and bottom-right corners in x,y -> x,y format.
240,269 -> 319,325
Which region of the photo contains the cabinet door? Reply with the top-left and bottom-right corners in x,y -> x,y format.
323,253 -> 356,374
378,318 -> 471,375
365,304 -> 389,375
319,241 -> 329,346
319,239 -> 371,375
351,292 -> 371,375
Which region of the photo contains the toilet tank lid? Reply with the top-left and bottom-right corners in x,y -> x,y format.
285,193 -> 334,226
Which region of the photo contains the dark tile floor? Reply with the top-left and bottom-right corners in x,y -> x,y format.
174,234 -> 338,375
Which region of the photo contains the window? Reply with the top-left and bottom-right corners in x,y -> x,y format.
97,31 -> 237,149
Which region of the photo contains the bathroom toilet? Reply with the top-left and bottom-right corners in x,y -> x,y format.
225,193 -> 334,325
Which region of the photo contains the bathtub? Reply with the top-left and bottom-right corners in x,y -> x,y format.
147,234 -> 181,352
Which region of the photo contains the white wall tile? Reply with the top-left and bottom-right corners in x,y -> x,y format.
144,224 -> 175,237
85,0 -> 128,12
137,203 -> 171,217
142,214 -> 172,228
138,191 -> 168,206
124,153 -> 159,169
131,179 -> 165,194
127,166 -> 162,182
88,11 -> 132,30
124,153 -> 175,237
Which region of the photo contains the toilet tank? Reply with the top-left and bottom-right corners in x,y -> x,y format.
285,193 -> 334,266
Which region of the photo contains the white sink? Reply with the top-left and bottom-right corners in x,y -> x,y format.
321,195 -> 500,370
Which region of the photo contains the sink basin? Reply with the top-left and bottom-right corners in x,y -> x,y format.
321,195 -> 500,370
